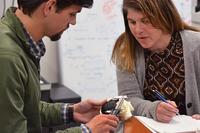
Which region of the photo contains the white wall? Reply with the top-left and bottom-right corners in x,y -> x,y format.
0,0 -> 17,17
192,0 -> 200,24
172,0 -> 192,23
40,38 -> 60,83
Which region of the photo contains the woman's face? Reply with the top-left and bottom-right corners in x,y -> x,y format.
127,8 -> 170,51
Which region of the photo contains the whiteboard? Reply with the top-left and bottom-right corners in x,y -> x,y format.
58,0 -> 192,100
58,0 -> 124,100
172,0 -> 192,23
191,0 -> 200,24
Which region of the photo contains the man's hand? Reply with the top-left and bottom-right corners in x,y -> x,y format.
86,114 -> 119,133
156,101 -> 179,123
73,99 -> 107,123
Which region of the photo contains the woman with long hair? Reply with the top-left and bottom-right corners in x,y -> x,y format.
112,0 -> 200,123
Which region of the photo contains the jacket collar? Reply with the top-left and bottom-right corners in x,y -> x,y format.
2,7 -> 29,49
1,7 -> 40,69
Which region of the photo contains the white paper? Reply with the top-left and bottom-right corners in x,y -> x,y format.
135,115 -> 200,133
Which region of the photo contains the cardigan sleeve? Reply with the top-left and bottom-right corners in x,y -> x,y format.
116,68 -> 160,120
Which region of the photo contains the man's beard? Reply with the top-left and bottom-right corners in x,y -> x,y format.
50,33 -> 61,41
50,30 -> 64,41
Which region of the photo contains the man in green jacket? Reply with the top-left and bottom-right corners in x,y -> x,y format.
0,0 -> 119,132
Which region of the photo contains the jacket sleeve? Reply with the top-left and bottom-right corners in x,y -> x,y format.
0,54 -> 80,133
116,68 -> 160,120
0,55 -> 28,133
56,127 -> 82,133
40,101 -> 64,126
40,101 -> 83,133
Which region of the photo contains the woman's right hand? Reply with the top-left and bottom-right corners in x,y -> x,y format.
192,114 -> 200,120
156,101 -> 179,123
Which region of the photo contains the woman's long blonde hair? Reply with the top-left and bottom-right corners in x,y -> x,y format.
112,0 -> 199,72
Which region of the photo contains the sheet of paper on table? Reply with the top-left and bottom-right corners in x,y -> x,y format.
135,115 -> 200,133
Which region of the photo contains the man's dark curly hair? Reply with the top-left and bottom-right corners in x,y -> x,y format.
17,0 -> 93,16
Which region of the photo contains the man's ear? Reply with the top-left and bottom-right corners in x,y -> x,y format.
43,0 -> 57,16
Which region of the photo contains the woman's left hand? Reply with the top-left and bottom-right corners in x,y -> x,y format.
192,114 -> 200,120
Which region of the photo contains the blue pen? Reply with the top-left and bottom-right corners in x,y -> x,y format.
152,89 -> 180,115
152,89 -> 168,103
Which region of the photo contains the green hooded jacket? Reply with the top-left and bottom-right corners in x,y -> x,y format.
0,7 -> 81,133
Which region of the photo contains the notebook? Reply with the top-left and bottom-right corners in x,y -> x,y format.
135,115 -> 200,133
